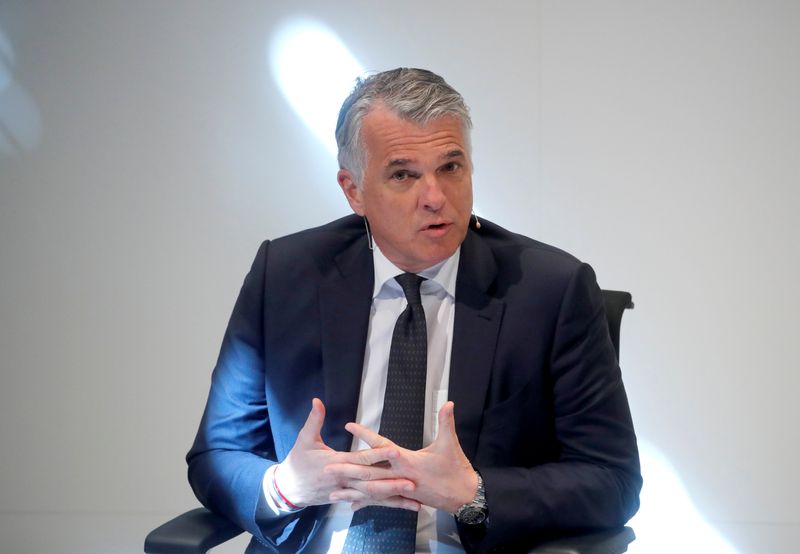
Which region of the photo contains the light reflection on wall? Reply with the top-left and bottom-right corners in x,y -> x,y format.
269,18 -> 365,155
0,26 -> 41,156
627,441 -> 739,553
269,18 -> 738,552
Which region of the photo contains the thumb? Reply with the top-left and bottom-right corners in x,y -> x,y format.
434,401 -> 458,444
298,397 -> 326,444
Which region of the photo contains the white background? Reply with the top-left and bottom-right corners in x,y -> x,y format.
1,2 -> 798,552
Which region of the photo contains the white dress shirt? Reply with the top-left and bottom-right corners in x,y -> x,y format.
267,243 -> 465,553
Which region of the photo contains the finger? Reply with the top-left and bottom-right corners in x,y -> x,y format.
345,422 -> 395,449
338,445 -> 401,467
298,398 -> 325,444
351,496 -> 421,512
434,401 -> 457,443
324,459 -> 399,483
329,479 -> 416,502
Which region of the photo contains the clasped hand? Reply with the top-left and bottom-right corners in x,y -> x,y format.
276,398 -> 477,514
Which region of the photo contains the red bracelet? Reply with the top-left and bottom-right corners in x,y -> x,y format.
273,466 -> 301,511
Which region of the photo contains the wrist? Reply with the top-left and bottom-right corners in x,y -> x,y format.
455,467 -> 479,511
269,464 -> 303,512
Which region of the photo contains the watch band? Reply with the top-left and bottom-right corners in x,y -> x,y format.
454,470 -> 487,525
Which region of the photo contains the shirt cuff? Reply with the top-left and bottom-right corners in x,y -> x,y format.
262,463 -> 304,515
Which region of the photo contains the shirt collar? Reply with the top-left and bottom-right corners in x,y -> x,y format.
372,244 -> 460,300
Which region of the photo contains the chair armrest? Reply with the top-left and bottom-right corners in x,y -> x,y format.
528,526 -> 635,554
143,510 -> 633,554
144,507 -> 244,554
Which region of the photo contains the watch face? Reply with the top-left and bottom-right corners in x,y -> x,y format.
458,506 -> 487,525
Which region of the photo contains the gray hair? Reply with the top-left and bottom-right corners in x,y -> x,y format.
335,68 -> 472,187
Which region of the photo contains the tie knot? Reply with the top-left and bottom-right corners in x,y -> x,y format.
395,273 -> 424,305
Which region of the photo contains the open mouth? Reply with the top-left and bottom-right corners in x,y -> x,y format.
422,222 -> 451,235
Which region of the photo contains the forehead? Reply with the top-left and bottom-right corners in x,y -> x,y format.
360,105 -> 469,164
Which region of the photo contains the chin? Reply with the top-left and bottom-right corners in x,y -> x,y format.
425,245 -> 460,266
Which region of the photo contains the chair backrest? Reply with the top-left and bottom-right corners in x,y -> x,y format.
601,290 -> 634,361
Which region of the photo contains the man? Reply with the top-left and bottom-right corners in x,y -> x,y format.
187,68 -> 641,553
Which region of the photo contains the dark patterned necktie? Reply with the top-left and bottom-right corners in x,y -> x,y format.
342,273 -> 427,554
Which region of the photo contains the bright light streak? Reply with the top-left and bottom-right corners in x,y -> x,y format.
627,441 -> 740,554
270,19 -> 365,155
0,27 -> 14,93
0,26 -> 41,155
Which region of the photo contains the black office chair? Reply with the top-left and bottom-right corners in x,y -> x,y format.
146,290 -> 635,554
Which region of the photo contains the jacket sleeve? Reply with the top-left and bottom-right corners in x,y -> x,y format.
185,240 -> 318,550
461,263 -> 642,553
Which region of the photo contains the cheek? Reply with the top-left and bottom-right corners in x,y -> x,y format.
375,194 -> 416,221
446,181 -> 472,205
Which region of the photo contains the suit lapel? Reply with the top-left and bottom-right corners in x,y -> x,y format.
450,230 -> 504,460
319,236 -> 374,452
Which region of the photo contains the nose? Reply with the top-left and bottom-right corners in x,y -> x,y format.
419,174 -> 446,212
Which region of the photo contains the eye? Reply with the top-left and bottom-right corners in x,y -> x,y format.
442,161 -> 461,173
391,169 -> 413,181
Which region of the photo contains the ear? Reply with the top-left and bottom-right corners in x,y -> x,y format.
338,169 -> 365,216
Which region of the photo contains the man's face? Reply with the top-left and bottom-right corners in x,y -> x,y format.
338,105 -> 473,273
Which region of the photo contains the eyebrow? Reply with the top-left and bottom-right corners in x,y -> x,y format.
387,158 -> 412,168
386,149 -> 466,168
443,149 -> 465,160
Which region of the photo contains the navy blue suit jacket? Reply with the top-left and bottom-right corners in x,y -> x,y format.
187,215 -> 641,553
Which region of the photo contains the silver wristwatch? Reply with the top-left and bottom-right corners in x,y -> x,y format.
454,471 -> 487,525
